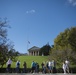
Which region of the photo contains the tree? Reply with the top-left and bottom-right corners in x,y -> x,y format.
39,43 -> 51,56
0,44 -> 8,67
0,18 -> 18,67
50,27 -> 76,67
68,27 -> 76,51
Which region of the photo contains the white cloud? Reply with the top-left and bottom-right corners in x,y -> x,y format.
73,1 -> 76,6
68,0 -> 76,6
68,0 -> 73,3
26,9 -> 36,14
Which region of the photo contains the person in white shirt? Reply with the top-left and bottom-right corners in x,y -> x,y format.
6,58 -> 12,72
52,60 -> 56,73
48,60 -> 53,73
65,59 -> 70,73
62,61 -> 67,74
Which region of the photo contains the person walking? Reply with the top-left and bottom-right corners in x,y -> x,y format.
65,59 -> 70,73
48,60 -> 53,73
42,61 -> 46,73
41,62 -> 44,73
23,61 -> 27,73
6,58 -> 12,73
62,61 -> 66,74
35,62 -> 39,73
16,60 -> 20,73
52,60 -> 56,73
31,61 -> 36,73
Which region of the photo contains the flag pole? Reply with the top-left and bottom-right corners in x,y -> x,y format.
27,41 -> 30,55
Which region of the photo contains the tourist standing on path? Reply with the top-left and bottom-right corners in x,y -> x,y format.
48,60 -> 53,73
52,60 -> 56,73
41,62 -> 44,73
6,58 -> 12,73
62,61 -> 67,74
42,61 -> 46,73
23,61 -> 27,73
16,60 -> 20,73
31,61 -> 36,73
65,59 -> 70,73
35,62 -> 39,73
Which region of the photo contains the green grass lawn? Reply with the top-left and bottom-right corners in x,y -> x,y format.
4,56 -> 49,68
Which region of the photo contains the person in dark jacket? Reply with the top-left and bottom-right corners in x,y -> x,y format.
23,61 -> 27,73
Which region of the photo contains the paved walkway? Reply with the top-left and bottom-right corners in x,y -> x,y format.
0,73 -> 76,75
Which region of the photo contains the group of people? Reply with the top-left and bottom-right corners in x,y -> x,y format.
41,59 -> 56,73
6,58 -> 27,73
6,58 -> 70,74
31,61 -> 39,73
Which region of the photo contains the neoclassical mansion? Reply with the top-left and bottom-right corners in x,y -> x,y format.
28,46 -> 40,56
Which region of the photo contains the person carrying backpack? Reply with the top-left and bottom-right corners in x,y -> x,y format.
31,61 -> 36,73
16,60 -> 20,73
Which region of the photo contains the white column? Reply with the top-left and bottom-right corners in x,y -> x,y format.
33,51 -> 34,56
38,51 -> 39,56
35,51 -> 37,56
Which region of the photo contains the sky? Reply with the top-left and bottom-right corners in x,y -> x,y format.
0,0 -> 76,53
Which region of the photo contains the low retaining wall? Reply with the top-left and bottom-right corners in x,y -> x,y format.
0,68 -> 76,73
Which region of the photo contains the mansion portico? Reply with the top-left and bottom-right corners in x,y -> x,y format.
28,46 -> 40,56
